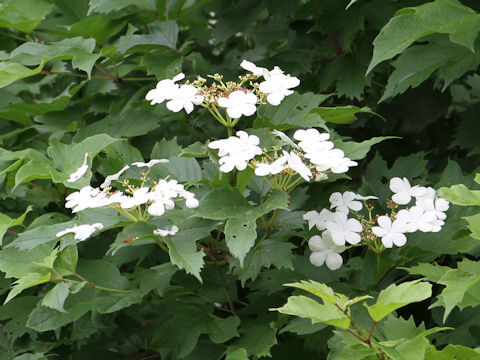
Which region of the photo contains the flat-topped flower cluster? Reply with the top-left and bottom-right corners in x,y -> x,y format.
56,157 -> 198,242
145,60 -> 300,119
305,177 -> 449,270
207,128 -> 357,188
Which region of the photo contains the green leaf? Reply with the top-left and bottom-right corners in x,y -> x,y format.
367,0 -> 480,74
253,189 -> 290,218
228,321 -> 278,358
380,35 -> 480,101
156,156 -> 202,183
5,272 -> 51,304
42,282 -> 72,313
366,280 -> 432,322
432,269 -> 480,322
225,216 -> 257,267
438,184 -> 480,206
7,221 -> 74,250
284,280 -> 337,304
403,263 -> 450,282
10,37 -> 100,77
0,244 -> 55,278
309,106 -> 382,125
425,344 -> 480,360
141,48 -> 183,79
59,15 -> 126,45
163,222 -> 215,282
255,92 -> 330,130
0,61 -> 45,89
48,133 -> 121,187
138,263 -> 177,296
88,0 -> 156,14
53,246 -> 78,276
76,260 -> 129,290
0,205 -> 32,245
463,213 -> 480,239
95,290 -> 143,313
0,0 -> 52,33
26,289 -> 95,331
196,188 -> 254,220
274,295 -> 351,329
117,21 -> 179,52
335,136 -> 400,161
233,239 -> 295,285
225,348 -> 248,360
208,316 -> 240,344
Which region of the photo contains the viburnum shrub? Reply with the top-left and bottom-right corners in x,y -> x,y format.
1,1 -> 480,359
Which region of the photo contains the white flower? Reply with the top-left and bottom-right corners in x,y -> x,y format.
217,90 -> 258,118
389,177 -> 426,205
184,193 -> 200,208
329,191 -> 363,214
154,225 -> 179,237
56,223 -> 103,241
259,66 -> 300,105
208,131 -> 262,173
255,156 -> 288,176
145,73 -> 185,105
372,216 -> 408,248
100,165 -> 130,189
147,179 -> 199,216
166,84 -> 204,114
303,209 -> 335,230
396,206 -> 438,233
121,187 -> 151,209
309,230 -> 345,270
293,129 -> 331,153
325,212 -> 363,246
272,130 -> 298,148
67,152 -> 89,183
313,172 -> 328,181
307,148 -> 357,174
355,194 -> 379,201
240,59 -> 266,76
283,150 -> 312,181
415,187 -> 449,221
132,159 -> 169,168
330,156 -> 358,174
65,186 -> 105,213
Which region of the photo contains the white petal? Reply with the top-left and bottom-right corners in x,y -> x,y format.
325,252 -> 343,270
309,252 -> 327,267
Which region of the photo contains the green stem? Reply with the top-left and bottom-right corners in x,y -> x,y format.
154,237 -> 170,253
285,176 -> 304,191
111,206 -> 138,222
254,232 -> 268,250
269,208 -> 280,228
376,253 -> 381,280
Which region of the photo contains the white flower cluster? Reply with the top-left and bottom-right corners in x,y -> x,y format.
208,128 -> 357,183
66,179 -> 199,217
240,60 -> 300,106
304,192 -> 365,270
62,158 -> 199,241
373,177 -> 449,246
304,179 -> 449,271
145,73 -> 204,114
145,60 -> 300,117
255,128 -> 357,181
208,130 -> 262,172
120,179 -> 199,217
